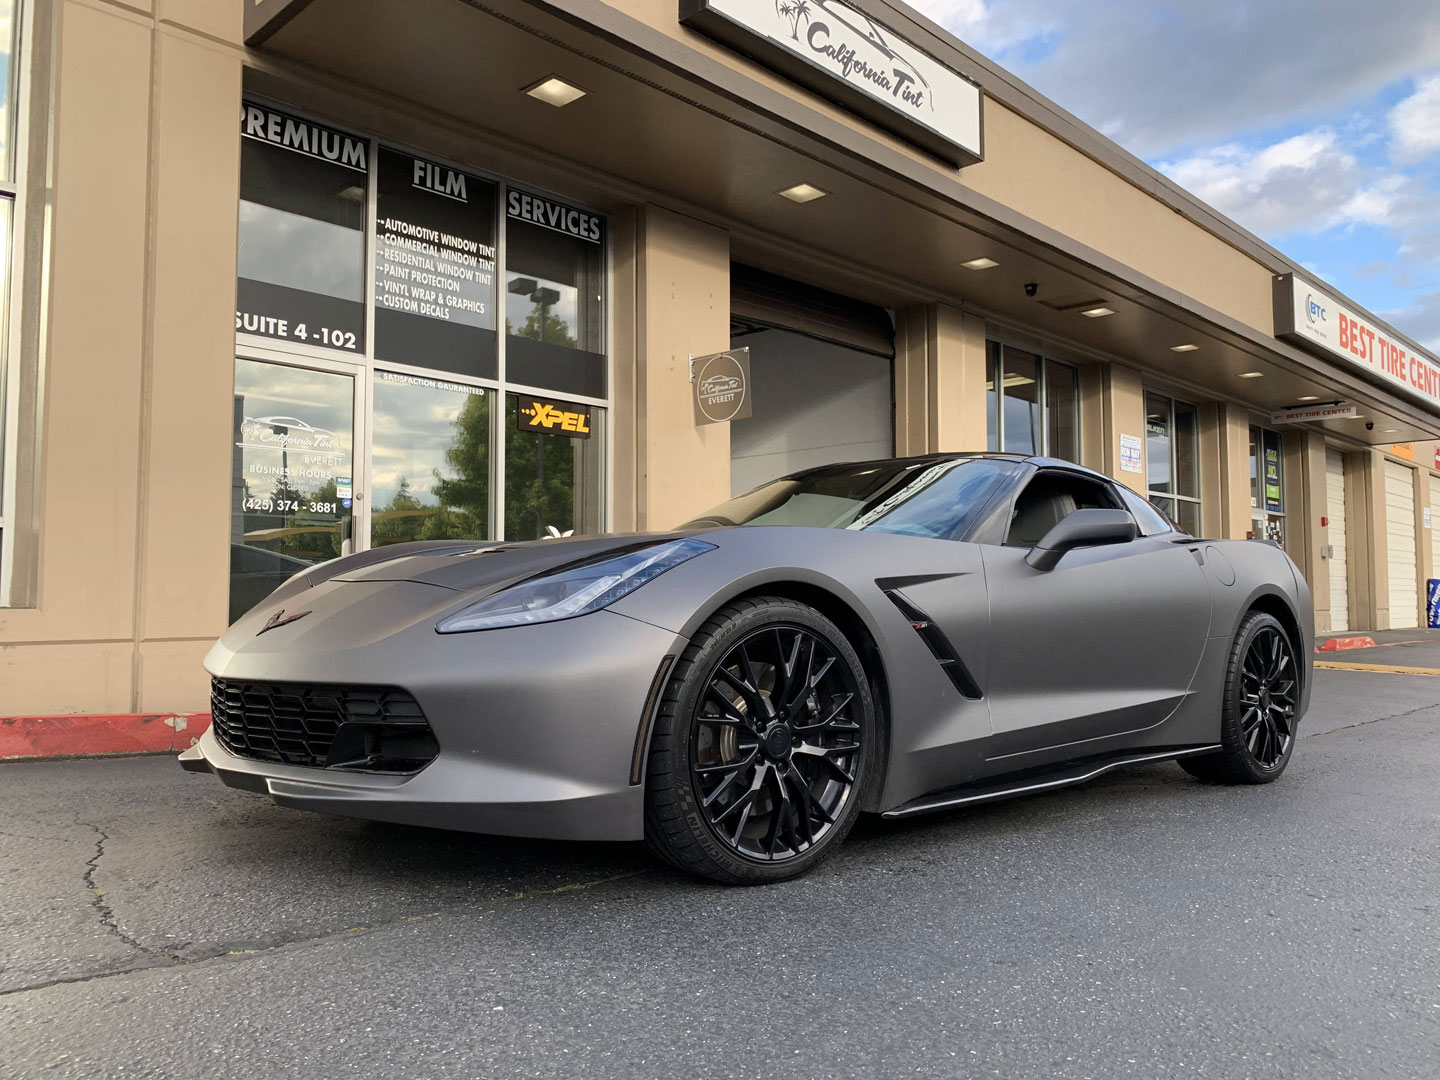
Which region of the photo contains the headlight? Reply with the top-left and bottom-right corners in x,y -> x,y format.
435,538 -> 715,633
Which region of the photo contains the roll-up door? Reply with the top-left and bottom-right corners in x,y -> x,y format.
1326,449 -> 1349,633
1385,460 -> 1419,629
1430,475 -> 1440,621
731,263 -> 894,357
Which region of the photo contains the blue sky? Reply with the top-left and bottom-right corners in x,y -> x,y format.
909,0 -> 1440,350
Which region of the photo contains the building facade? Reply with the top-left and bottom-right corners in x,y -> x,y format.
3,0 -> 1440,722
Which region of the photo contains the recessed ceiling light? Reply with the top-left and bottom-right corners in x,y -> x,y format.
777,183 -> 829,203
1080,306 -> 1115,318
1381,428 -> 1401,434
1170,344 -> 1199,353
961,257 -> 999,270
524,76 -> 588,108
1237,371 -> 1264,379
1296,395 -> 1320,401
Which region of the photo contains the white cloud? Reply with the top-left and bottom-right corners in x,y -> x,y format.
907,0 -> 1440,157
1385,289 -> 1440,352
1390,74 -> 1440,162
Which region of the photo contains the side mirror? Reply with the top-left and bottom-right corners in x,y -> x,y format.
1025,508 -> 1138,571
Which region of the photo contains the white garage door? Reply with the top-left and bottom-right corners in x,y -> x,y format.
1385,460 -> 1419,629
1326,449 -> 1349,633
1431,475 -> 1440,624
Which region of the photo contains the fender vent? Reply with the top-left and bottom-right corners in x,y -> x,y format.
885,590 -> 983,700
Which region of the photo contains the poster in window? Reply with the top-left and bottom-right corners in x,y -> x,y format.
236,103 -> 368,352
373,147 -> 498,379
1264,446 -> 1283,512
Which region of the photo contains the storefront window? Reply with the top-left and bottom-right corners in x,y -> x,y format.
1146,392 -> 1201,535
504,189 -> 606,398
504,393 -> 605,540
230,102 -> 611,618
986,342 -> 1079,461
0,2 -> 28,603
373,148 -> 498,379
237,103 -> 368,353
370,371 -> 490,545
230,359 -> 354,621
1250,425 -> 1285,545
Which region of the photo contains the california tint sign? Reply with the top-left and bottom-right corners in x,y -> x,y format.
681,0 -> 983,166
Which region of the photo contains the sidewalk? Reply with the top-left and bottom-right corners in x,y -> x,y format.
1314,626 -> 1440,673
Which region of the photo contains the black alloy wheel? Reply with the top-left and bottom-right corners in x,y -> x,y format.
644,597 -> 877,884
691,624 -> 862,862
1180,610 -> 1299,784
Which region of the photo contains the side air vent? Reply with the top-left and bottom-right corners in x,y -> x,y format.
884,590 -> 983,700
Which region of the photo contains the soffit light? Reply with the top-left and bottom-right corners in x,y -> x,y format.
1080,306 -> 1115,318
1297,395 -> 1320,401
961,257 -> 999,270
1170,344 -> 1199,353
1237,371 -> 1264,379
777,183 -> 829,203
524,76 -> 588,108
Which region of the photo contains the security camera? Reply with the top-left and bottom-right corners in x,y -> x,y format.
1365,422 -> 1374,431
1024,282 -> 1039,298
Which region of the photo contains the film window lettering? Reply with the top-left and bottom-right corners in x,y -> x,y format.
374,148 -> 499,379
236,103 -> 368,351
505,189 -> 606,399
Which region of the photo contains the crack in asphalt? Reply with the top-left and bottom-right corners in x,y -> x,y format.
1302,699 -> 1440,739
0,868 -> 653,1000
78,823 -> 160,959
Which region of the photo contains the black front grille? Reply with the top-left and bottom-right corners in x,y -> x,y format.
210,679 -> 436,772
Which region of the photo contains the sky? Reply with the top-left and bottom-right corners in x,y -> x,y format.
907,0 -> 1440,351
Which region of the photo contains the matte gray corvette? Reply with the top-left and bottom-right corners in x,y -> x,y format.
183,454 -> 1313,883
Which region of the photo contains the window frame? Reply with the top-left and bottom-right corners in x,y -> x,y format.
0,0 -> 34,607
232,95 -> 614,552
985,339 -> 1081,461
1144,390 -> 1202,536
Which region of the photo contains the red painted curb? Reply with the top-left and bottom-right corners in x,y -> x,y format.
1315,636 -> 1379,653
0,713 -> 211,760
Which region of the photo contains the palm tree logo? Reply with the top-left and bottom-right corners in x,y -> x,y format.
775,0 -> 812,41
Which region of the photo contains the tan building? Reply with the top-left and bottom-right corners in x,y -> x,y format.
3,0 -> 1440,732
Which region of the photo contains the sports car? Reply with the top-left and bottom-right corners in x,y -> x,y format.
182,453 -> 1313,884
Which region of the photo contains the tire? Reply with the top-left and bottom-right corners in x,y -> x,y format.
1180,610 -> 1299,784
643,596 -> 879,884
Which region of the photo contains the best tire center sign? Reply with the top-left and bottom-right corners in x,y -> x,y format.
1275,273 -> 1440,413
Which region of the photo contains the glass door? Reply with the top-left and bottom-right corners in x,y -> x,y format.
229,357 -> 359,622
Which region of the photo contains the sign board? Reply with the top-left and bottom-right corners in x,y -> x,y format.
1270,403 -> 1357,424
1119,433 -> 1142,474
1389,442 -> 1415,461
1275,273 -> 1440,414
1264,446 -> 1282,511
679,0 -> 983,167
515,394 -> 593,439
692,347 -> 753,426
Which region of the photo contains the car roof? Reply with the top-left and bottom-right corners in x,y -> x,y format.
782,452 -> 1114,484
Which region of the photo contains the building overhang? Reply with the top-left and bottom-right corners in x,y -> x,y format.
245,0 -> 1440,445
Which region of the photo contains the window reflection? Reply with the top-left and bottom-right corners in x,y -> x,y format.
1002,347 -> 1041,455
370,371 -> 491,545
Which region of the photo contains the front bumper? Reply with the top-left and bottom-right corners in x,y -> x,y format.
190,599 -> 682,842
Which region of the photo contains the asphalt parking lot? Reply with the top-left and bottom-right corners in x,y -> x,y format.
2,667 -> 1437,1080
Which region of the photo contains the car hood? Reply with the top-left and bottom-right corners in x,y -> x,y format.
313,532 -> 708,596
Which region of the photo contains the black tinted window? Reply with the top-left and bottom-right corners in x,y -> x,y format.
684,459 -> 1013,540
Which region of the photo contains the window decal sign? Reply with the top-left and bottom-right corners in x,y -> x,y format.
680,0 -> 983,166
506,189 -> 604,244
516,394 -> 593,438
240,103 -> 367,171
1119,433 -> 1143,474
691,347 -> 753,425
374,147 -> 498,378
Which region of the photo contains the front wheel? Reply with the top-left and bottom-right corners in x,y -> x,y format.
643,597 -> 878,884
1180,611 -> 1298,784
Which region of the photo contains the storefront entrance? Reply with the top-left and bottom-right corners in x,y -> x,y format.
727,266 -> 894,494
228,101 -> 610,622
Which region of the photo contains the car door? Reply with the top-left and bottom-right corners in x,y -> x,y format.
978,468 -> 1213,769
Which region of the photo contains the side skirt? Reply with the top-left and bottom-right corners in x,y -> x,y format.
880,745 -> 1222,820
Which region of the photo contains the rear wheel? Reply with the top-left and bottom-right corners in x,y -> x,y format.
1181,611 -> 1298,784
643,597 -> 877,884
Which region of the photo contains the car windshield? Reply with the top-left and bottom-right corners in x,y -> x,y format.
681,458 -> 1015,541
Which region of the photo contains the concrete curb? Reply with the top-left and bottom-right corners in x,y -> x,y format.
1315,636 -> 1379,653
0,713 -> 211,761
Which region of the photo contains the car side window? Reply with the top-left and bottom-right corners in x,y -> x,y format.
1118,487 -> 1176,537
1004,472 -> 1120,547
